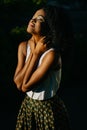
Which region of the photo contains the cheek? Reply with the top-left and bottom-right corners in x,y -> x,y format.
34,25 -> 41,34
35,23 -> 43,33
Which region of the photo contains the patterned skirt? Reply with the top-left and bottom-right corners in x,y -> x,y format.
15,94 -> 71,130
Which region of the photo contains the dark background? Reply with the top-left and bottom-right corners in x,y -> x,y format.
0,0 -> 87,130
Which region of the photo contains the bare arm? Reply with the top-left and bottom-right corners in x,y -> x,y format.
13,42 -> 33,90
21,50 -> 55,92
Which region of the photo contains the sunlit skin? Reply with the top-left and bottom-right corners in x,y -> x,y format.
27,9 -> 46,37
13,9 -> 60,92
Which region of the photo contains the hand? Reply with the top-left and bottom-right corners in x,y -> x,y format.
34,36 -> 47,55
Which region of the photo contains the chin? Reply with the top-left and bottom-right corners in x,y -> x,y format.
27,27 -> 34,34
27,27 -> 30,32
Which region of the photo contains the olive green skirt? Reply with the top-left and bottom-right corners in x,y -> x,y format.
15,94 -> 71,130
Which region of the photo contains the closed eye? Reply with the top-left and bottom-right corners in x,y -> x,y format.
32,15 -> 45,23
36,15 -> 45,22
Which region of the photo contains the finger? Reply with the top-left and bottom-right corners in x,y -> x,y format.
40,36 -> 46,42
43,43 -> 47,50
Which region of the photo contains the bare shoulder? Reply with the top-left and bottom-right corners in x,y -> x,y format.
42,50 -> 62,70
42,49 -> 55,63
18,41 -> 27,56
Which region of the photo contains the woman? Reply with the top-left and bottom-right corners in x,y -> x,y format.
14,5 -> 71,130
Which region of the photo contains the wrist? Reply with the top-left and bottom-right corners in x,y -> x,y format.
33,50 -> 41,57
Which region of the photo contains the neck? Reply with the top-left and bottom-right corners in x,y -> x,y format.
31,35 -> 43,44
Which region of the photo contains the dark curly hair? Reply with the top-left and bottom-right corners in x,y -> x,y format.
41,5 -> 73,54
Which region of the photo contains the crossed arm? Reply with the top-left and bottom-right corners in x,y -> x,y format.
14,41 -> 56,92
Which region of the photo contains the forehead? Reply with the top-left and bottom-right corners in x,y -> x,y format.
33,9 -> 46,17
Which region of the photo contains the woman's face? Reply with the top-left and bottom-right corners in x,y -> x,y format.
27,9 -> 46,36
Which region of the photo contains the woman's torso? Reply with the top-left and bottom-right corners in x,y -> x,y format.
25,43 -> 62,100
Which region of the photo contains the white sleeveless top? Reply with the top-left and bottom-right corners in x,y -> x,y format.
26,44 -> 62,100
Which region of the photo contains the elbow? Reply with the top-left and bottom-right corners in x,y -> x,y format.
13,77 -> 17,86
13,77 -> 18,86
13,77 -> 16,84
13,77 -> 22,91
21,80 -> 28,92
21,83 -> 32,93
21,85 -> 27,92
13,75 -> 18,84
